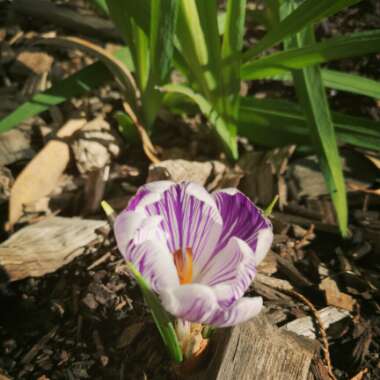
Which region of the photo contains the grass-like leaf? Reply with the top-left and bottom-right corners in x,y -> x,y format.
321,69 -> 380,99
222,0 -> 246,93
176,1 -> 215,99
265,69 -> 380,99
175,1 -> 238,159
0,47 -> 132,134
106,0 -> 150,40
162,83 -> 238,159
289,20 -> 347,235
127,262 -> 183,363
89,0 -> 109,16
141,0 -> 179,127
238,98 -> 380,152
242,29 -> 380,80
220,0 -> 246,148
242,0 -> 362,61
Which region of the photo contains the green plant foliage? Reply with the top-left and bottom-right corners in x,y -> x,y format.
2,0 -> 379,236
106,0 -> 178,128
89,0 -> 109,16
0,47 -> 132,134
241,30 -> 380,80
289,25 -> 347,235
127,263 -> 183,363
266,70 -> 380,99
320,70 -> 380,99
162,83 -> 237,156
242,0 -> 362,61
238,98 -> 380,151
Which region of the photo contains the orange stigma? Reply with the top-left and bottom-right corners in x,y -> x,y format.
173,248 -> 193,284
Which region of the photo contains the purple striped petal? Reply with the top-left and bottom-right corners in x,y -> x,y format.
126,181 -> 223,262
213,189 -> 273,264
117,213 -> 179,292
160,284 -> 263,327
195,237 -> 256,308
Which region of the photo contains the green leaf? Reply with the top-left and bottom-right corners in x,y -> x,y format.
263,69 -> 380,99
241,30 -> 380,80
221,0 -> 246,117
238,98 -> 380,152
321,69 -> 380,99
176,1 -> 216,99
279,0 -> 347,235
222,0 -> 247,66
132,22 -> 150,92
264,195 -> 279,217
242,0 -> 362,61
127,262 -> 183,363
0,47 -> 132,133
291,25 -> 347,235
141,0 -> 179,127
162,83 -> 238,159
106,0 -> 150,40
150,0 -> 178,84
105,0 -> 134,44
89,0 -> 109,16
115,111 -> 139,142
0,62 -> 106,133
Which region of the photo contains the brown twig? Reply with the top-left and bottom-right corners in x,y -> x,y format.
280,288 -> 336,380
122,102 -> 160,164
87,251 -> 112,270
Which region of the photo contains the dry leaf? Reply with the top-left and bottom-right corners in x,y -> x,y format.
0,123 -> 35,166
0,167 -> 13,204
71,117 -> 120,174
7,119 -> 86,229
350,368 -> 368,380
239,146 -> 295,208
365,153 -> 380,170
319,277 -> 356,311
13,51 -> 54,75
147,159 -> 224,187
348,181 -> 380,196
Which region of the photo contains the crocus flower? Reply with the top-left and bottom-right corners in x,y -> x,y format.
114,181 -> 273,328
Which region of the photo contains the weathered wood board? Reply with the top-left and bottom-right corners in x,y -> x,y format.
0,216 -> 107,282
189,314 -> 318,380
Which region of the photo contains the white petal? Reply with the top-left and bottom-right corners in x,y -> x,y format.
144,180 -> 175,193
254,227 -> 273,265
210,297 -> 263,327
160,284 -> 263,327
126,217 -> 179,292
160,284 -> 220,324
114,210 -> 147,254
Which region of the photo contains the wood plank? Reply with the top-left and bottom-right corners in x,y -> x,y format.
282,306 -> 350,339
189,314 -> 318,380
0,216 -> 107,282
